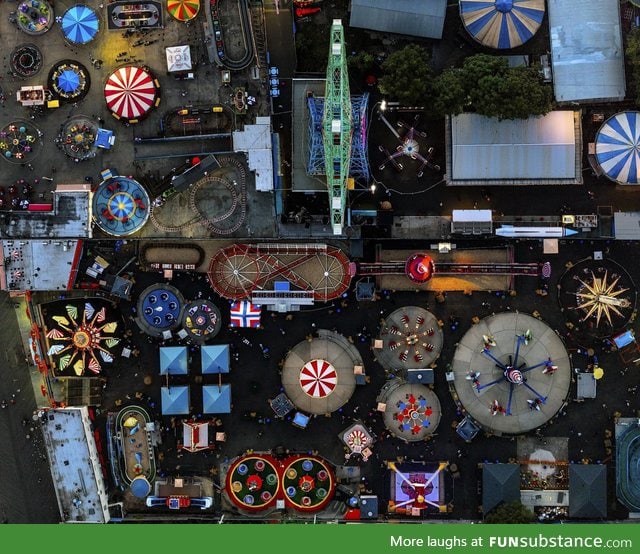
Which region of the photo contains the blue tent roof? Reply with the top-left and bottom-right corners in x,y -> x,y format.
595,112 -> 640,185
57,69 -> 81,94
460,0 -> 545,49
203,384 -> 231,414
161,386 -> 190,415
159,346 -> 188,375
201,344 -> 230,374
61,5 -> 99,44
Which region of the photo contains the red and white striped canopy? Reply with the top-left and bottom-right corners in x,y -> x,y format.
104,66 -> 158,121
299,359 -> 337,398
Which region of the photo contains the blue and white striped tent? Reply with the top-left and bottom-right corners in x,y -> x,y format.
460,0 -> 545,50
595,112 -> 640,185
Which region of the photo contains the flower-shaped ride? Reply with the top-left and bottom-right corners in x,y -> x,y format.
45,302 -> 120,376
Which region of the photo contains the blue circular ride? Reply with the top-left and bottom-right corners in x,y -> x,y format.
93,176 -> 150,237
136,283 -> 185,337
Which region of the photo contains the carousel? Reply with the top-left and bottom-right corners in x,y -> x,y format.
104,65 -> 160,124
376,307 -> 443,371
378,379 -> 441,442
282,456 -> 335,512
10,44 -> 43,78
43,300 -> 121,377
181,300 -> 222,342
48,60 -> 90,102
449,312 -> 572,436
92,175 -> 151,236
136,283 -> 185,337
57,116 -> 98,159
16,0 -> 54,35
558,258 -> 636,338
281,330 -> 359,415
0,120 -> 42,164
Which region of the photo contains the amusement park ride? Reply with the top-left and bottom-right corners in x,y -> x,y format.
208,245 -> 545,304
377,115 -> 441,178
387,461 -> 449,515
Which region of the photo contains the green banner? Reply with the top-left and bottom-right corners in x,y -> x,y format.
3,523 -> 640,554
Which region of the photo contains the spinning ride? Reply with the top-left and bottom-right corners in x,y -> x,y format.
16,0 -> 53,35
136,284 -> 185,337
48,61 -> 90,102
0,121 -> 41,163
93,176 -> 150,236
10,44 -> 43,77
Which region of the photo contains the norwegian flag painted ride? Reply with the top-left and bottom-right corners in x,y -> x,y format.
229,300 -> 261,328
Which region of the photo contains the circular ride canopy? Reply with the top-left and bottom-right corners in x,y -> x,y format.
450,312 -> 571,436
182,300 -> 222,342
93,176 -> 150,236
459,0 -> 545,49
380,381 -> 441,442
167,0 -> 200,21
282,331 -> 358,415
61,5 -> 99,44
49,61 -> 90,101
376,307 -> 443,371
595,112 -> 640,185
104,66 -> 159,123
136,284 -> 185,337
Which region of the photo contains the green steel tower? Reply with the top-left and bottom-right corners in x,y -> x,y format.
322,19 -> 352,235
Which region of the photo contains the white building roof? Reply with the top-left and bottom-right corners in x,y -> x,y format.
548,0 -> 625,102
446,111 -> 582,185
232,116 -> 274,192
41,407 -> 110,523
1,239 -> 82,292
349,0 -> 447,39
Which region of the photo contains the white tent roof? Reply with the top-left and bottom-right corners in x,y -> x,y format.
182,421 -> 209,450
548,0 -> 625,102
165,45 -> 192,73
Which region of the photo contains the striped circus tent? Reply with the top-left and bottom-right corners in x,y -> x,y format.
460,0 -> 545,50
595,111 -> 640,185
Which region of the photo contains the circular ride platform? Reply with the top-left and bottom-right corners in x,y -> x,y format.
181,300 -> 222,342
376,307 -> 443,371
281,330 -> 359,415
450,312 -> 571,436
92,176 -> 150,236
558,257 -> 637,338
135,284 -> 185,337
11,44 -> 43,77
379,379 -> 441,442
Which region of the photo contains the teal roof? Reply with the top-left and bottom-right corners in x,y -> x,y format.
161,386 -> 190,415
203,384 -> 231,414
201,344 -> 230,374
159,346 -> 188,375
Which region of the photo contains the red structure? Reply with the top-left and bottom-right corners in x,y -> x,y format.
208,243 -> 352,302
405,253 -> 434,283
225,454 -> 335,513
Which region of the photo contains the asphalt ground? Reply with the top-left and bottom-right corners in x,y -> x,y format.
12,235 -> 632,521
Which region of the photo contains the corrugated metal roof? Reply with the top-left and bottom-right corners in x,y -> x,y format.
448,111 -> 579,184
349,0 -> 447,39
548,0 -> 626,102
614,212 -> 640,240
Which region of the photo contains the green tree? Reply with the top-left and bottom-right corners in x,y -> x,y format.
625,27 -> 640,105
378,45 -> 432,106
431,68 -> 468,117
348,51 -> 375,74
471,65 -> 554,119
485,501 -> 535,524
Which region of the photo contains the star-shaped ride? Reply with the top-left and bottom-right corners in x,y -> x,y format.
574,270 -> 631,327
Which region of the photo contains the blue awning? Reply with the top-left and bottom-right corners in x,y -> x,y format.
595,112 -> 640,185
159,346 -> 188,375
201,344 -> 230,374
203,384 -> 231,414
460,0 -> 545,49
161,386 -> 190,415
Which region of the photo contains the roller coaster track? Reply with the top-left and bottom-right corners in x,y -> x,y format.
149,155 -> 247,235
356,262 -> 542,277
219,0 -> 255,70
